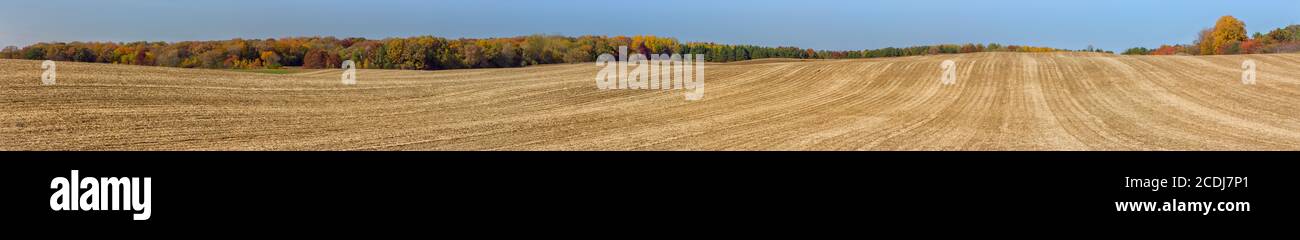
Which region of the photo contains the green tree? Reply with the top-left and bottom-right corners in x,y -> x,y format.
1122,47 -> 1151,55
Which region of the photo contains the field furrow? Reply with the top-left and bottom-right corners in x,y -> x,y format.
3,52 -> 1299,150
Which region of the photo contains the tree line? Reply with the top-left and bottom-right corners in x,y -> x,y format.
1,34 -> 1069,70
1124,15 -> 1300,55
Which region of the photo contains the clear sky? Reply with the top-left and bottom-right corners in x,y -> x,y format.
3,0 -> 1298,51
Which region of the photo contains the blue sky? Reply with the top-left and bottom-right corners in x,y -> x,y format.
2,0 -> 1298,51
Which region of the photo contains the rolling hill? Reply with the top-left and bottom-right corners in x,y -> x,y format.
3,52 -> 1300,150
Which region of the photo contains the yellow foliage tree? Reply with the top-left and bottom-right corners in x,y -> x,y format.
1197,28 -> 1215,55
259,51 -> 282,69
1208,16 -> 1247,55
630,35 -> 681,54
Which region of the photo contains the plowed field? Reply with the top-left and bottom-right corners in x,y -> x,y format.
4,52 -> 1299,150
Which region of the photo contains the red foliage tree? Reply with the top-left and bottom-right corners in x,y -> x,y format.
1240,39 -> 1261,54
303,49 -> 326,69
1150,45 -> 1180,55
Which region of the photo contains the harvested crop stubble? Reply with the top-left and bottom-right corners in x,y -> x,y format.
2,52 -> 1300,150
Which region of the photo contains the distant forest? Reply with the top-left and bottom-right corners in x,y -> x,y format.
1124,15 -> 1300,55
1,34 -> 1071,71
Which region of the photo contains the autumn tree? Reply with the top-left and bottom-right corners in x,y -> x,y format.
959,44 -> 977,53
1195,28 -> 1214,55
324,50 -> 341,68
562,43 -> 591,63
1149,45 -> 1180,55
492,42 -> 519,67
7,34 -> 1071,70
1240,39 -> 1261,54
302,49 -> 327,69
156,47 -> 183,67
457,43 -> 484,68
0,46 -> 18,58
133,47 -> 153,66
197,48 -> 227,68
1208,16 -> 1249,55
260,51 -> 282,68
1266,25 -> 1300,42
